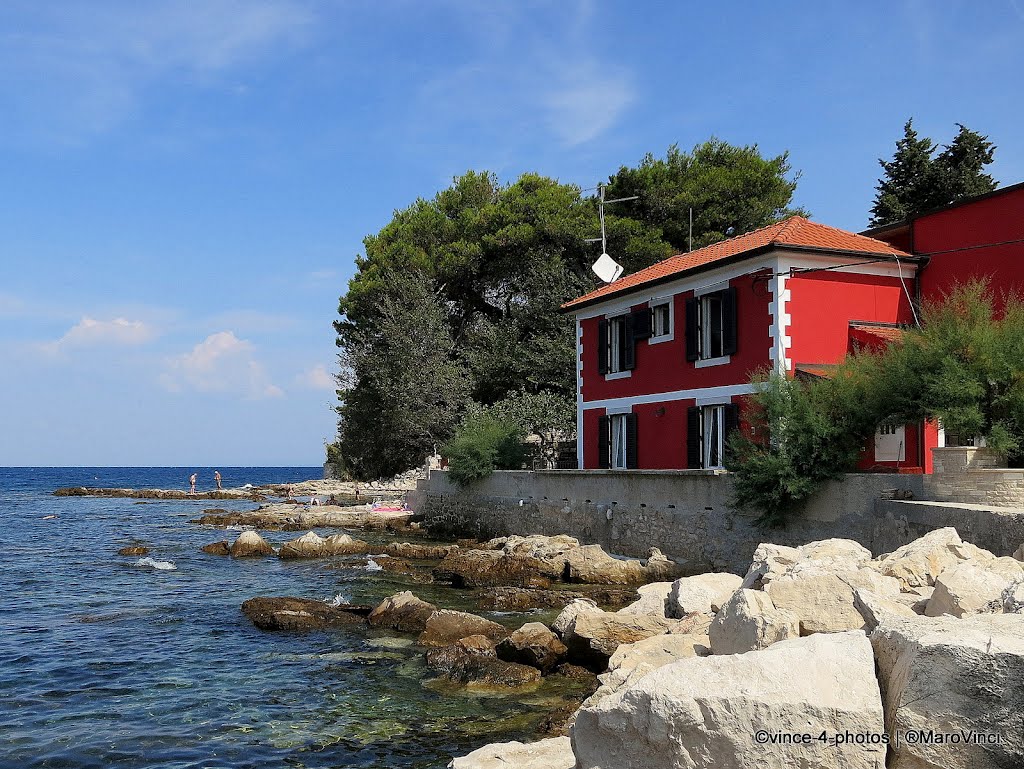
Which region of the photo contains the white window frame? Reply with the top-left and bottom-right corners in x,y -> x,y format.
648,297 -> 674,345
700,292 -> 725,360
609,413 -> 629,469
702,404 -> 726,469
691,283 -> 730,367
604,313 -> 631,380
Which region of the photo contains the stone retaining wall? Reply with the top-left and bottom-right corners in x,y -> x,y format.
417,470 -> 926,575
925,447 -> 1024,507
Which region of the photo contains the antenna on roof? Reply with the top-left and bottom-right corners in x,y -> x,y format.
586,183 -> 638,283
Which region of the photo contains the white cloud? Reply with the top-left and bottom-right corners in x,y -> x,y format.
543,64 -> 635,147
294,363 -> 335,391
0,1 -> 314,142
45,316 -> 155,353
161,330 -> 283,399
411,2 -> 635,149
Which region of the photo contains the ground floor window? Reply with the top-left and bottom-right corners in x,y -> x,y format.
687,403 -> 739,469
598,412 -> 638,469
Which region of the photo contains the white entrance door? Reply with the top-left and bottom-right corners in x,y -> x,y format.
875,423 -> 906,462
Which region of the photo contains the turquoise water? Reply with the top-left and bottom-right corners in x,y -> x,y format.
0,468 -> 571,769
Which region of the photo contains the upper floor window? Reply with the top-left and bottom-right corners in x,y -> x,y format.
651,301 -> 671,338
597,309 -> 652,375
603,315 -> 629,373
685,287 -> 737,362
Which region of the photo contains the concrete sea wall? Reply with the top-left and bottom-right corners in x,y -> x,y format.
417,470 -> 929,575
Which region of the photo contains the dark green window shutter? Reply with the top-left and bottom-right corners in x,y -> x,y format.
687,407 -> 702,468
623,314 -> 637,370
598,415 -> 610,469
685,298 -> 699,361
626,413 -> 638,469
631,308 -> 653,340
722,286 -> 738,356
597,319 -> 608,375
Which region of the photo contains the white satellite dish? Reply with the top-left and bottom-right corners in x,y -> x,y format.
592,252 -> 624,283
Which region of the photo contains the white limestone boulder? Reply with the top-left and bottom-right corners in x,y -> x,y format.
925,556 -> 1024,617
853,588 -> 918,632
1003,579 -> 1024,613
586,631 -> 710,706
871,613 -> 1024,769
872,527 -> 995,590
571,631 -> 885,769
617,581 -> 672,617
666,572 -> 743,618
562,609 -> 676,668
449,736 -> 574,769
551,598 -> 602,639
739,543 -> 800,589
708,588 -> 799,654
741,538 -> 871,589
765,568 -> 900,635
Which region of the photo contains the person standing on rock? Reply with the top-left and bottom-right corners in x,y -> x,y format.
189,473 -> 197,495
214,470 -> 222,490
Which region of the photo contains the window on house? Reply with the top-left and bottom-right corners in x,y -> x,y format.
701,294 -> 724,358
608,316 -> 625,372
685,287 -> 737,362
610,414 -> 628,469
652,302 -> 671,338
598,412 -> 638,469
687,403 -> 739,469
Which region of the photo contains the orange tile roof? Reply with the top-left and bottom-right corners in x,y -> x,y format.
849,322 -> 906,344
562,216 -> 913,311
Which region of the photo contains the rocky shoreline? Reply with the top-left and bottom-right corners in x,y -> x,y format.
175,481 -> 1024,768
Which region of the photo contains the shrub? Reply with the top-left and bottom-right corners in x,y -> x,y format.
727,371 -> 877,527
443,414 -> 528,487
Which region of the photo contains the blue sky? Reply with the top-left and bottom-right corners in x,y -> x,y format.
1,1 -> 1022,466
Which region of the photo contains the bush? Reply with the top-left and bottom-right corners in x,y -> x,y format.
443,414 -> 528,487
727,371 -> 878,527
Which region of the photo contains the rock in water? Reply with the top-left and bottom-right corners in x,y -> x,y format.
572,631 -> 885,769
871,613 -> 1024,769
229,531 -> 274,558
240,596 -> 366,631
495,622 -> 567,674
448,736 -> 574,769
201,541 -> 230,556
367,591 -> 438,634
561,609 -> 676,669
117,546 -> 150,556
418,609 -> 510,647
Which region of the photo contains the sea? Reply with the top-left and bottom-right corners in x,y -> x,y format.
0,467 -> 578,769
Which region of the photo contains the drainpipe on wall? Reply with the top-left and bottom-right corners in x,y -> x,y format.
915,253 -> 930,471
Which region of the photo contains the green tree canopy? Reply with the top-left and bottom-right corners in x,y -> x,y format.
332,171 -> 670,479
604,139 -> 806,251
869,120 -> 997,227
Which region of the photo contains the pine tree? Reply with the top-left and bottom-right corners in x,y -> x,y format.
869,120 -> 998,227
934,124 -> 997,202
869,119 -> 936,227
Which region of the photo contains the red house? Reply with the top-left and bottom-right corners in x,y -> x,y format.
864,180 -> 1024,312
562,216 -> 924,472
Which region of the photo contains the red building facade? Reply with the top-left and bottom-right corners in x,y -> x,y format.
564,217 -> 923,472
